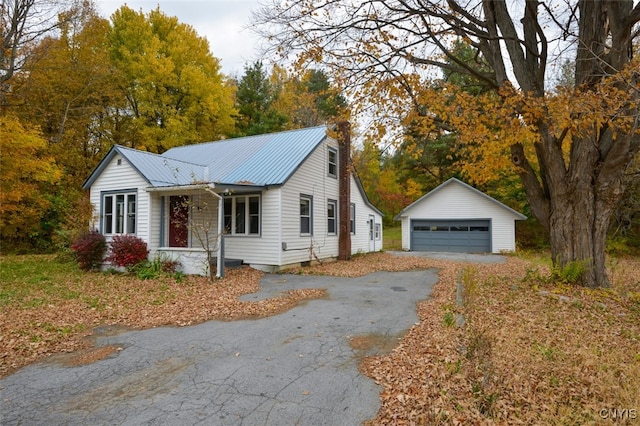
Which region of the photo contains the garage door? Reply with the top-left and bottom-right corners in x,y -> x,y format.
411,220 -> 491,253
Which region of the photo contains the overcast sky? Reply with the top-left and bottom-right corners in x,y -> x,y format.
95,0 -> 264,77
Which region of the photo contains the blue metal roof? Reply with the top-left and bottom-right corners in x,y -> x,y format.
220,128 -> 327,185
118,146 -> 206,187
83,126 -> 328,189
163,126 -> 327,186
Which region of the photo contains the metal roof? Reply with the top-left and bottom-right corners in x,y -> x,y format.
84,126 -> 328,189
118,146 -> 206,187
163,126 -> 328,186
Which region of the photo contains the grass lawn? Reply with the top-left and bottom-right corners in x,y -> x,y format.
383,224 -> 402,250
1,252 -> 639,424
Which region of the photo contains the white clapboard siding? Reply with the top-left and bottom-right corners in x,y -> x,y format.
89,140 -> 384,274
350,175 -> 383,254
89,154 -> 150,244
223,188 -> 283,266
277,138 -> 341,267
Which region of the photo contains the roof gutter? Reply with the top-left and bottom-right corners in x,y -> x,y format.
145,182 -> 267,193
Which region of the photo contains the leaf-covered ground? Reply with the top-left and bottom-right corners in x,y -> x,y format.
1,252 -> 639,424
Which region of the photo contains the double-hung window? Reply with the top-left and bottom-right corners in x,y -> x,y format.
223,195 -> 261,235
327,200 -> 337,235
103,192 -> 136,234
328,147 -> 337,178
300,195 -> 312,235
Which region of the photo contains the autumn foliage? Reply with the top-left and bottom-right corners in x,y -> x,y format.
70,231 -> 107,271
0,115 -> 62,250
105,235 -> 149,269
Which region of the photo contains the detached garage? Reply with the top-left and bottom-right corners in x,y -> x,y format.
395,178 -> 526,253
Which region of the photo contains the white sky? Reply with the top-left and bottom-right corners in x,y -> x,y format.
95,0 -> 264,77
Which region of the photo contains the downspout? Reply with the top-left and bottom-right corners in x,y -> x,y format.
204,186 -> 224,279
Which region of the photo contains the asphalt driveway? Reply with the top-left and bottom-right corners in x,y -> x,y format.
1,269 -> 437,426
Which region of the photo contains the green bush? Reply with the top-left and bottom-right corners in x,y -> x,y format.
552,260 -> 589,284
105,235 -> 148,270
70,231 -> 107,271
132,254 -> 182,280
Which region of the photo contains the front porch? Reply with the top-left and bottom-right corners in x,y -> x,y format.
148,183 -> 263,277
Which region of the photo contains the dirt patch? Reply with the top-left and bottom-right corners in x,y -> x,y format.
45,325 -> 134,367
349,333 -> 403,359
51,345 -> 123,367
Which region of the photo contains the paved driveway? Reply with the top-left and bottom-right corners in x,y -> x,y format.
1,269 -> 437,426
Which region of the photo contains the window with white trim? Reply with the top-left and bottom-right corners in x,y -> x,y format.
327,200 -> 337,235
328,147 -> 337,178
375,223 -> 381,240
223,195 -> 261,235
300,195 -> 312,235
103,192 -> 136,234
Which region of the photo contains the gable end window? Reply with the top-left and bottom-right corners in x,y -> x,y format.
103,191 -> 136,235
328,147 -> 338,178
300,195 -> 313,235
327,200 -> 337,235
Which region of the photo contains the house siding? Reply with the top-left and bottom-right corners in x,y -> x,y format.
399,183 -> 519,253
88,154 -> 150,245
350,175 -> 383,254
223,188 -> 282,267
278,138 -> 341,268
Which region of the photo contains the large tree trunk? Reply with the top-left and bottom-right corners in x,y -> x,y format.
515,127 -> 633,288
547,185 -> 617,289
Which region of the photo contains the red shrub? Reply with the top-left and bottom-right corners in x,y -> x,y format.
71,230 -> 107,271
106,235 -> 148,269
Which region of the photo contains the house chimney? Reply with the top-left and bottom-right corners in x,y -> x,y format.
337,121 -> 351,261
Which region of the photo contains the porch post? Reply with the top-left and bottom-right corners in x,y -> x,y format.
203,186 -> 224,279
217,194 -> 224,278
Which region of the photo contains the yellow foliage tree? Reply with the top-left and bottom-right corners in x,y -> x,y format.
0,115 -> 61,249
108,6 -> 236,152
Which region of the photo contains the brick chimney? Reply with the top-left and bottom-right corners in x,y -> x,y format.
337,121 -> 351,261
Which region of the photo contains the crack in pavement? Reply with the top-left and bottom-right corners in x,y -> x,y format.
1,269 -> 437,425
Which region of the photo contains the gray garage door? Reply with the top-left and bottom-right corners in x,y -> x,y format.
411,220 -> 491,253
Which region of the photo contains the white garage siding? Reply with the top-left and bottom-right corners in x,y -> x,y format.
397,179 -> 525,253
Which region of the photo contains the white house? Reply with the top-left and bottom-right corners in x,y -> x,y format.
395,178 -> 526,253
83,126 -> 383,275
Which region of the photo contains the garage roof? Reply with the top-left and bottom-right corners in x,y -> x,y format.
394,178 -> 527,221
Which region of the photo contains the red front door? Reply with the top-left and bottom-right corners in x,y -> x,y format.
169,196 -> 189,247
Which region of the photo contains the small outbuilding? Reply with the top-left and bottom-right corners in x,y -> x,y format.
395,178 -> 526,253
